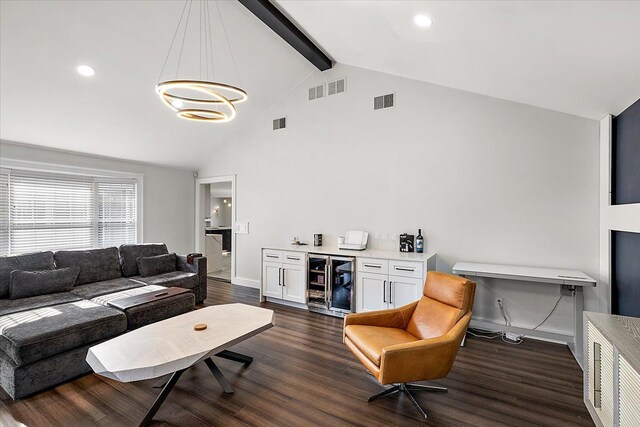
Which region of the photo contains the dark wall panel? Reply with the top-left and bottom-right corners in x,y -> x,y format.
612,98 -> 640,205
611,230 -> 640,317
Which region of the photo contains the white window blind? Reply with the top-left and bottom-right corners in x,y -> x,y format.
0,167 -> 138,256
97,180 -> 137,248
0,169 -> 9,256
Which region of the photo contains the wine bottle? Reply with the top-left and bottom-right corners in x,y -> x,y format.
416,229 -> 424,253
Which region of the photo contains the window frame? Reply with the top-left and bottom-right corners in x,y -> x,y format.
0,158 -> 143,255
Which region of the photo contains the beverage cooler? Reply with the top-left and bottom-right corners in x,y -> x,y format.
307,254 -> 355,317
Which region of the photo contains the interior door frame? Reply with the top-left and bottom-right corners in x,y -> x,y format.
194,174 -> 236,282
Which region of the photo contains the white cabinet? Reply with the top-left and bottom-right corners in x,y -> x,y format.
389,275 -> 423,308
357,260 -> 425,312
283,263 -> 306,304
261,250 -> 307,304
587,321 -> 614,427
262,261 -> 282,299
358,272 -> 388,311
584,313 -> 640,427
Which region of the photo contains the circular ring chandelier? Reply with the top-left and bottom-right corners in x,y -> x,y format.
156,0 -> 247,123
156,80 -> 246,122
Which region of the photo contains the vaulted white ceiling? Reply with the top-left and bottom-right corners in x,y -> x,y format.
2,1 -> 640,169
0,0 -> 315,169
278,0 -> 640,120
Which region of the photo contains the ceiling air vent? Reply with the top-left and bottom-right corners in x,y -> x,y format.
308,84 -> 325,101
374,93 -> 395,110
273,117 -> 286,130
328,78 -> 346,96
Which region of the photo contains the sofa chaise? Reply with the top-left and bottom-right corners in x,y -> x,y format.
0,244 -> 207,399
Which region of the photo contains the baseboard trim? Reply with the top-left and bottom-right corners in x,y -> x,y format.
232,277 -> 260,289
264,298 -> 308,310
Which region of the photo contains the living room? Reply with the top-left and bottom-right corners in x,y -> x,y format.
1,1 -> 639,426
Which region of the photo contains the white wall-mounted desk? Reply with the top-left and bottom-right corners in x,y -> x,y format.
453,262 -> 596,368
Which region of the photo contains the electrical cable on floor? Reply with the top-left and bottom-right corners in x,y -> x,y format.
532,294 -> 563,331
466,327 -> 524,345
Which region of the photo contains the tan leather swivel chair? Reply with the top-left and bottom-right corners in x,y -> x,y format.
344,272 -> 476,419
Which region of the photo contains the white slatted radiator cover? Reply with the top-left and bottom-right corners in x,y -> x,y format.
587,321 -> 614,427
619,355 -> 640,426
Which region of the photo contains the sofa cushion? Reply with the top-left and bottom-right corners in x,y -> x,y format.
344,325 -> 418,366
9,268 -> 79,300
137,253 -> 176,277
54,247 -> 122,285
69,277 -> 145,299
133,271 -> 198,290
119,243 -> 168,277
0,300 -> 127,366
0,252 -> 55,298
0,292 -> 82,317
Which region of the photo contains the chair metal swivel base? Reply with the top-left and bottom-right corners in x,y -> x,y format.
368,383 -> 448,420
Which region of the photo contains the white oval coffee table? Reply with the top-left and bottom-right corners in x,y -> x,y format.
86,303 -> 275,426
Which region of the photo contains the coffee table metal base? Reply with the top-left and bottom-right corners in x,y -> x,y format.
140,351 -> 253,427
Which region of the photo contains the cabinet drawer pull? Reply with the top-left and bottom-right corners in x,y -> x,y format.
287,256 -> 300,261
383,280 -> 386,303
364,263 -> 381,268
395,267 -> 415,272
266,255 -> 279,259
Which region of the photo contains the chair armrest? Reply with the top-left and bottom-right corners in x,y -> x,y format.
343,301 -> 418,341
176,255 -> 208,303
176,255 -> 197,273
378,311 -> 472,384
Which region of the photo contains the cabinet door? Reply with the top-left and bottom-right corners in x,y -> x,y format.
587,321 -> 614,427
389,275 -> 423,309
283,263 -> 306,304
262,261 -> 282,299
357,272 -> 388,312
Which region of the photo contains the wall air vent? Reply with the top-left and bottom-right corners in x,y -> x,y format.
374,93 -> 395,110
328,78 -> 346,96
308,84 -> 325,101
273,117 -> 286,130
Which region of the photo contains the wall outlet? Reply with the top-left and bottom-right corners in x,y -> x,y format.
495,298 -> 503,307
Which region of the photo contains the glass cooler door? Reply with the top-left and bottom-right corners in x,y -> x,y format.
329,256 -> 355,313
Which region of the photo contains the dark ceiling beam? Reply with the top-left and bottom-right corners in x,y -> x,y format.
238,0 -> 333,71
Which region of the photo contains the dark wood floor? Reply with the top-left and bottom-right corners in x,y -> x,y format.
0,280 -> 593,426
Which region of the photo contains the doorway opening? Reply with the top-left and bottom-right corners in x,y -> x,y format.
195,175 -> 235,283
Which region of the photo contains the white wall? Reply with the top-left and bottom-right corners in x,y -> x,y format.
198,64 -> 600,335
597,116 -> 640,314
0,140 -> 196,254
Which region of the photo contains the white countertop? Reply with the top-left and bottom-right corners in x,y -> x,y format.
263,244 -> 436,262
452,262 -> 596,287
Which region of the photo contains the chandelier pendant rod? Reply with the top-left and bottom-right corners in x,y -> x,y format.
215,0 -> 240,84
175,0 -> 193,79
157,0 -> 189,83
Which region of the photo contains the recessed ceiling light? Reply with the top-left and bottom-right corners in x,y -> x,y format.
414,14 -> 433,28
77,65 -> 95,77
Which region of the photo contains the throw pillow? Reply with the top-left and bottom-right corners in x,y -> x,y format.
137,253 -> 176,277
9,268 -> 79,300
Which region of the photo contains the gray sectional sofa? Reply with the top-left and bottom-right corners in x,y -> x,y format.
0,244 -> 207,399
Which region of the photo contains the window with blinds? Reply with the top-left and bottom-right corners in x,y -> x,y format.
0,167 -> 138,256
